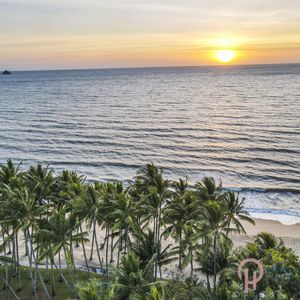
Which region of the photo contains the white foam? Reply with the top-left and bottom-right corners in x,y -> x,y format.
250,212 -> 300,225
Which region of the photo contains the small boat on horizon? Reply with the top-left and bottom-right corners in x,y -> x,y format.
2,70 -> 11,75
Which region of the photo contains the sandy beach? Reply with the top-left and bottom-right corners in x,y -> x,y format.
230,217 -> 300,255
4,216 -> 300,278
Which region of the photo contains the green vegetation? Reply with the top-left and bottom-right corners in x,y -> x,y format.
0,266 -> 99,300
0,160 -> 299,299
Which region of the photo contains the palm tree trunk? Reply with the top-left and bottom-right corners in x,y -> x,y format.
93,224 -> 103,269
157,213 -> 161,244
50,262 -> 55,297
3,246 -> 8,293
153,216 -> 158,280
159,265 -> 162,280
63,244 -> 77,296
105,227 -> 109,264
89,222 -> 95,261
29,226 -> 36,291
75,228 -> 80,247
189,254 -> 194,300
24,230 -> 38,299
7,235 -> 16,300
2,227 -> 11,255
54,262 -> 70,289
124,227 -> 128,254
58,251 -> 63,283
226,222 -> 230,238
79,224 -> 89,275
117,229 -> 122,268
15,234 -> 22,291
206,274 -> 211,292
7,236 -> 12,255
110,234 -> 114,263
105,227 -> 109,281
23,230 -> 28,256
2,278 -> 20,300
69,239 -> 78,279
155,211 -> 161,281
33,248 -> 39,291
2,228 -> 8,292
27,229 -> 51,300
190,254 -> 194,279
45,256 -> 49,282
179,231 -> 182,269
213,234 -> 217,290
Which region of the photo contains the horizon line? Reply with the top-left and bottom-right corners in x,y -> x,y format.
3,61 -> 300,73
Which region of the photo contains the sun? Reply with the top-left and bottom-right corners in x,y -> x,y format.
215,50 -> 235,63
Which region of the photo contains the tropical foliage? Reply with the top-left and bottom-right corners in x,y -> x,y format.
0,160 -> 298,299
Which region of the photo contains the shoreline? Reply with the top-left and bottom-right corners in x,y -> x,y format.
231,217 -> 300,256
248,211 -> 300,225
242,217 -> 300,238
7,216 -> 300,276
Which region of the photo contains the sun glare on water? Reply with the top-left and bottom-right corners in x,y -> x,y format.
215,50 -> 235,63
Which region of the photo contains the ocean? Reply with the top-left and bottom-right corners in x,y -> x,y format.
0,64 -> 299,221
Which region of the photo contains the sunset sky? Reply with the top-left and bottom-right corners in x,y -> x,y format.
0,0 -> 299,70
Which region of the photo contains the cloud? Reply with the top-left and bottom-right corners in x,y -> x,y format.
0,0 -> 299,69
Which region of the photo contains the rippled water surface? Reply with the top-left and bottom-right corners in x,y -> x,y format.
0,64 -> 299,216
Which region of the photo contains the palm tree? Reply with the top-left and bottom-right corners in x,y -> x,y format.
114,251 -> 158,300
222,191 -> 255,235
99,182 -> 121,268
23,164 -> 55,281
135,163 -> 166,194
171,178 -> 189,196
201,200 -> 230,290
76,278 -> 117,300
254,232 -> 285,256
58,170 -> 86,185
0,185 -> 51,299
0,159 -> 23,187
163,186 -> 199,269
145,286 -> 170,300
24,164 -> 54,206
76,279 -> 102,300
52,169 -> 85,208
134,164 -> 171,279
197,235 -> 233,291
53,170 -> 86,254
140,186 -> 170,279
106,189 -> 136,267
195,177 -> 223,202
175,224 -> 202,300
0,160 -> 25,266
35,209 -> 88,295
131,228 -> 177,279
72,184 -> 103,266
